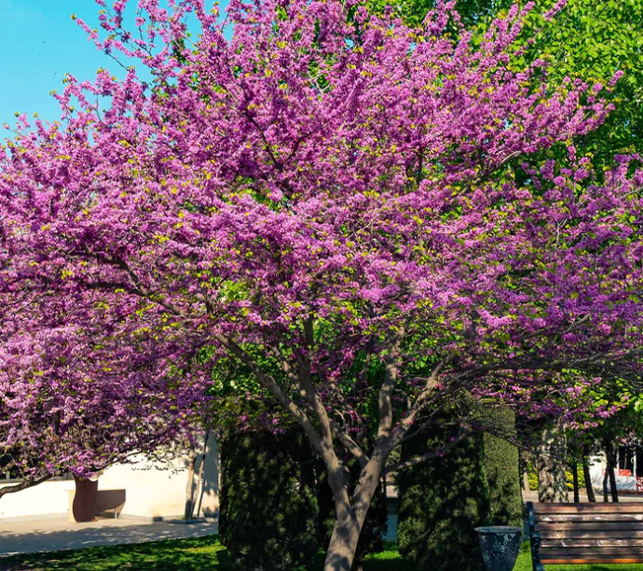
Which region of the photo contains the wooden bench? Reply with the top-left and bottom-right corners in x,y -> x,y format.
528,501 -> 643,570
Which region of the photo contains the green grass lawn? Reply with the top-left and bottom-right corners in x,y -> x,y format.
512,546 -> 643,571
3,536 -> 643,571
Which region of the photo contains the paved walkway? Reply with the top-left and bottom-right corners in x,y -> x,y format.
4,489 -> 638,558
0,517 -> 217,557
522,489 -> 643,502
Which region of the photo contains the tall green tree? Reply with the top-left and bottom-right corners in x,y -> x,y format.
370,0 -> 643,168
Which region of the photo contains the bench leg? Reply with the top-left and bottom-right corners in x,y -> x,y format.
531,533 -> 544,571
527,503 -> 544,571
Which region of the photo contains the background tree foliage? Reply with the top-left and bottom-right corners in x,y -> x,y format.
369,0 -> 643,169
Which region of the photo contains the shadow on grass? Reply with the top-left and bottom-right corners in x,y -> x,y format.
362,558 -> 414,571
0,537 -> 419,571
7,537 -> 643,571
0,536 -> 228,571
307,541 -> 413,571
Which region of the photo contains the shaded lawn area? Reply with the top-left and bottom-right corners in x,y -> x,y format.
3,537 -> 643,571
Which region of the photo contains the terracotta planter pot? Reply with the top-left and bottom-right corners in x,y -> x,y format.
71,476 -> 99,522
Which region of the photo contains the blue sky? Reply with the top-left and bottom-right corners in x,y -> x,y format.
0,0 -> 228,137
0,0 -> 116,131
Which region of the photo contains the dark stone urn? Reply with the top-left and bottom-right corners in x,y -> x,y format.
475,526 -> 523,571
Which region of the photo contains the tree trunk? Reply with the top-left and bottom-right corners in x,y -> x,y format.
184,445 -> 197,520
571,461 -> 580,503
603,453 -> 610,503
324,508 -> 362,571
607,441 -> 619,503
582,446 -> 596,502
323,456 -> 386,571
193,433 -> 209,518
519,450 -> 530,491
536,425 -> 569,502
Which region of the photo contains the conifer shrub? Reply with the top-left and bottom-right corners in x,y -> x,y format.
396,406 -> 522,571
483,407 -> 523,527
219,430 -> 319,571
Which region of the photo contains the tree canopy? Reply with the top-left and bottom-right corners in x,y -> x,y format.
1,1 -> 643,569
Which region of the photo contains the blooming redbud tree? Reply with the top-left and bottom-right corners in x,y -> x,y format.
2,0 -> 643,568
0,305 -> 202,498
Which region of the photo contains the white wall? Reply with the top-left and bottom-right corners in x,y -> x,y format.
99,438 -> 219,520
589,453 -> 638,491
99,459 -> 187,519
0,480 -> 72,520
0,438 -> 219,522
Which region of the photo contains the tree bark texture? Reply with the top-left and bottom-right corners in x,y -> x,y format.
537,425 -> 569,503
325,508 -> 362,571
323,453 -> 388,571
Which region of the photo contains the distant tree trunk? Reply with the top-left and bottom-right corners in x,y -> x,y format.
537,425 -> 569,503
571,461 -> 580,503
582,446 -> 596,503
184,445 -> 197,520
603,455 -> 610,503
606,441 -> 619,503
519,450 -> 530,491
194,431 -> 210,518
185,431 -> 211,520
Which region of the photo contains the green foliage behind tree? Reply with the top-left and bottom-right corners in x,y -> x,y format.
397,427 -> 489,571
370,0 -> 643,170
522,0 -> 643,169
482,408 -> 523,527
219,429 -> 389,571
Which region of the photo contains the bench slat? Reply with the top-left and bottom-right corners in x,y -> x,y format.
542,539 -> 643,548
536,514 -> 643,523
541,556 -> 643,564
542,547 -> 643,558
534,503 -> 643,514
536,522 -> 643,531
540,529 -> 643,539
